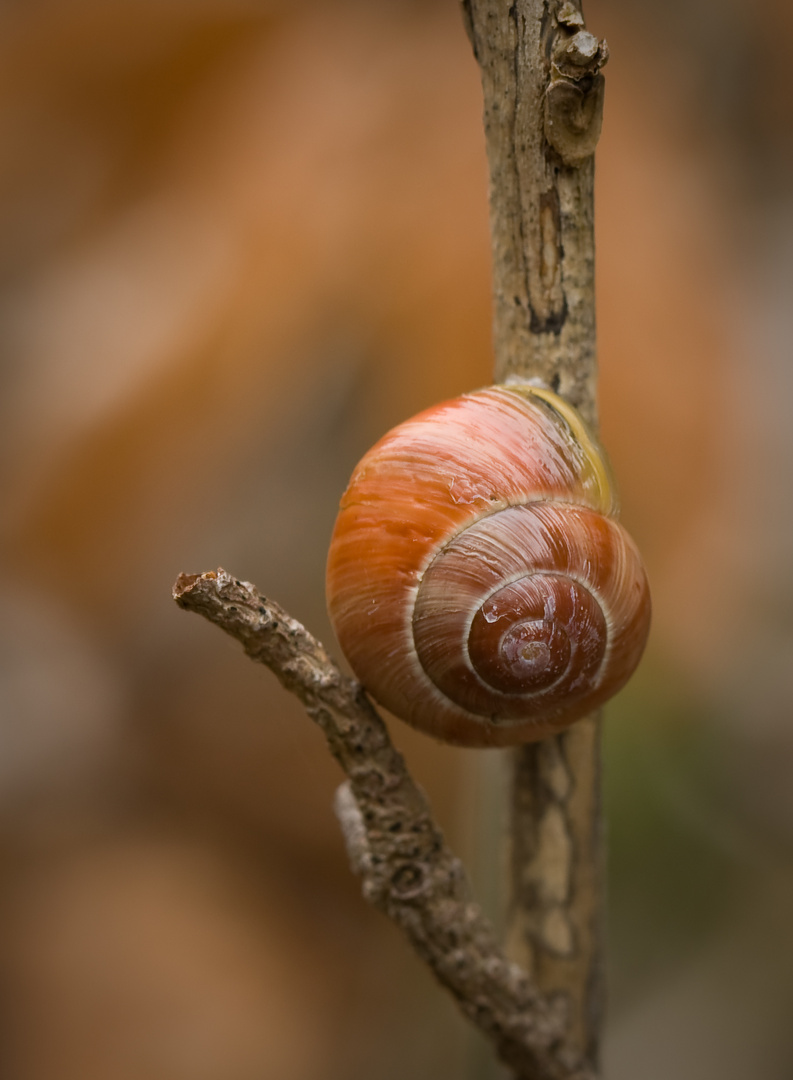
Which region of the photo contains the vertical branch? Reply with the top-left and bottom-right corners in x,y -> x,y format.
507,719 -> 604,1065
462,0 -> 606,422
463,0 -> 608,1070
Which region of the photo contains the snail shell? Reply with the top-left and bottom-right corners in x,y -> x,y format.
326,384 -> 651,747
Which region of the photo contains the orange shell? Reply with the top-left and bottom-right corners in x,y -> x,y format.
326,385 -> 651,747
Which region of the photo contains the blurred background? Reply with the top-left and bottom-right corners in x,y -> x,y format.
1,0 -> 792,1077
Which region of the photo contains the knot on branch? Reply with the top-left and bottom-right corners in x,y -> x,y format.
544,7 -> 609,165
390,861 -> 430,900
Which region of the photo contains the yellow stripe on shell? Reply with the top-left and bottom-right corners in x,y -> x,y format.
500,383 -> 616,517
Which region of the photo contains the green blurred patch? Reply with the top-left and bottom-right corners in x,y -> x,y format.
604,659 -> 740,1004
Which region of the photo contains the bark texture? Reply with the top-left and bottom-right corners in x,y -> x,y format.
463,0 -> 607,1069
463,0 -> 606,424
173,570 -> 595,1080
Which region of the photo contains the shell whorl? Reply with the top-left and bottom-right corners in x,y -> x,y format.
325,385 -> 651,747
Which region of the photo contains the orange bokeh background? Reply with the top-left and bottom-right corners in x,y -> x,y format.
1,2 -> 792,1077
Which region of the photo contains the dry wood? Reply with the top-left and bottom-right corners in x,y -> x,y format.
173,569 -> 595,1080
463,0 -> 608,1069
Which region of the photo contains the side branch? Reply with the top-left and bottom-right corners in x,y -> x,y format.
173,568 -> 595,1080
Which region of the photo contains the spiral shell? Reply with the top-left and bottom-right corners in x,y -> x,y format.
326,384 -> 651,747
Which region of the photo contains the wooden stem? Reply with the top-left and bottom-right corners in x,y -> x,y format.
463,0 -> 607,1070
173,570 -> 596,1080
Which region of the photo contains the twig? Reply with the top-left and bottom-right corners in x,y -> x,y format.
463,1 -> 608,1066
173,568 -> 596,1080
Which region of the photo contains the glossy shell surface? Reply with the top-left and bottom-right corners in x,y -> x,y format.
326,384 -> 651,746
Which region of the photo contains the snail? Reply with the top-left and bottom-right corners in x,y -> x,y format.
326,383 -> 650,747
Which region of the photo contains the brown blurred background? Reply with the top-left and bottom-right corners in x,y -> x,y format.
1,0 -> 792,1077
